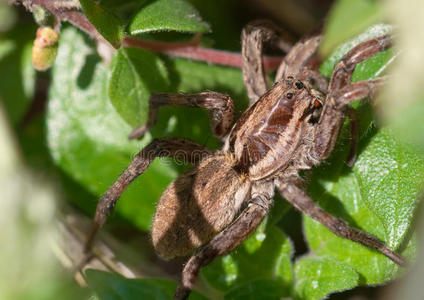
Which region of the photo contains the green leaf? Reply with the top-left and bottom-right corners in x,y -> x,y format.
354,129 -> 423,249
0,27 -> 35,124
320,0 -> 384,56
294,257 -> 360,300
108,48 -> 169,127
79,0 -> 124,48
129,0 -> 210,35
223,279 -> 287,300
86,269 -> 206,300
47,27 -> 178,230
202,222 -> 293,294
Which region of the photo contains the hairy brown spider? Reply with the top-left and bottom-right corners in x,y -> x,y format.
85,20 -> 407,299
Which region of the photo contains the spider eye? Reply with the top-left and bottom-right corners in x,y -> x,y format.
286,93 -> 294,99
295,81 -> 304,89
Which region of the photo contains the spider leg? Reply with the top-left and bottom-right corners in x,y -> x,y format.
84,138 -> 212,253
278,182 -> 407,266
174,195 -> 272,300
129,92 -> 235,140
313,77 -> 386,161
275,34 -> 321,82
332,77 -> 386,109
242,20 -> 292,104
328,35 -> 392,93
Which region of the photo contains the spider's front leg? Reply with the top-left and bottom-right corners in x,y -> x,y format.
174,194 -> 273,300
242,21 -> 327,104
294,35 -> 407,266
329,35 -> 392,92
313,35 -> 392,161
278,182 -> 407,266
241,20 -> 292,104
129,92 -> 235,140
275,34 -> 321,81
84,138 -> 212,253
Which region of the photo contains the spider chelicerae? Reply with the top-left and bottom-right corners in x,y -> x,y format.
84,20 -> 406,300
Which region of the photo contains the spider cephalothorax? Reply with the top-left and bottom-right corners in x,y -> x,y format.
84,20 -> 406,300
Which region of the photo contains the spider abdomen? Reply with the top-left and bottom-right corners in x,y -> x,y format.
151,154 -> 251,259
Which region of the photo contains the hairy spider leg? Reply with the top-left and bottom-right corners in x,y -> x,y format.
275,34 -> 321,82
314,78 -> 387,161
329,35 -> 392,93
242,20 -> 292,104
129,92 -> 235,140
174,194 -> 273,300
313,35 -> 392,161
84,138 -> 211,253
279,182 -> 407,266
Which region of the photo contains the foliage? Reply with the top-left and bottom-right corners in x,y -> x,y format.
86,270 -> 207,300
1,0 -> 423,299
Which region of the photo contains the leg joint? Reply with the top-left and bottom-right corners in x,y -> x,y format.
249,194 -> 271,212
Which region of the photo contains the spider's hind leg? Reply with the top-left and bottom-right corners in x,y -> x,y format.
129,92 -> 235,141
174,194 -> 273,300
278,182 -> 407,266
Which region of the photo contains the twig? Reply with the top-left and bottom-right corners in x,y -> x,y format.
14,0 -> 285,70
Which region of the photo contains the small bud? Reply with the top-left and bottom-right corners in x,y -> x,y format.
32,27 -> 59,71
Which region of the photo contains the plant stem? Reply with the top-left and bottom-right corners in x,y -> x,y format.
122,38 -> 284,69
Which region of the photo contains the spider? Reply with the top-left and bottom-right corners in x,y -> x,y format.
84,20 -> 407,300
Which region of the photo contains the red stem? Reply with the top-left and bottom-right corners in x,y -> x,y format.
122,38 -> 283,69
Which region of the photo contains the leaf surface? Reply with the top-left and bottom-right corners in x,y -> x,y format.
223,279 -> 287,300
86,269 -> 206,300
108,47 -> 169,127
129,0 -> 210,35
294,257 -> 359,300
